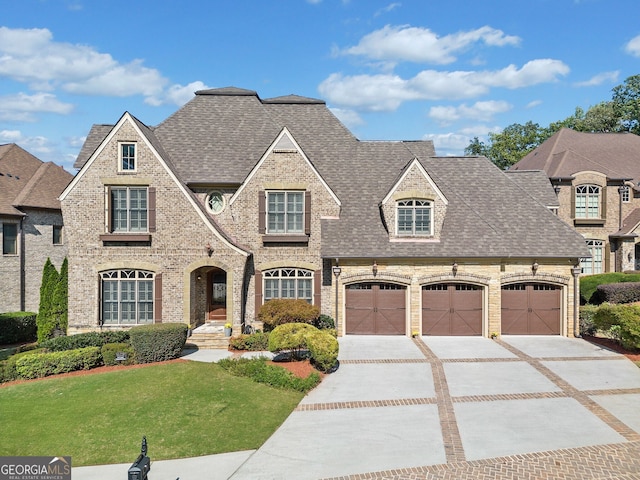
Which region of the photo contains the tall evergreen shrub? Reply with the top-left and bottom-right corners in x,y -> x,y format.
36,258 -> 59,342
52,257 -> 68,335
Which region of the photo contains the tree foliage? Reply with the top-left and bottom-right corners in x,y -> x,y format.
466,74 -> 640,168
36,258 -> 59,342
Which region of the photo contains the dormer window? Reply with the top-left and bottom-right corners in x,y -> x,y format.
120,143 -> 137,172
397,199 -> 432,236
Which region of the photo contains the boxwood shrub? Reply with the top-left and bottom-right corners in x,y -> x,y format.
228,331 -> 270,351
257,299 -> 320,330
129,323 -> 188,364
39,330 -> 130,352
306,329 -> 339,372
101,342 -> 135,366
268,323 -> 317,359
0,348 -> 46,383
0,312 -> 37,344
14,346 -> 101,379
593,303 -> 640,350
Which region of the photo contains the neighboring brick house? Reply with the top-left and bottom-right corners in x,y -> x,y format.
0,144 -> 73,313
511,128 -> 640,274
61,87 -> 588,338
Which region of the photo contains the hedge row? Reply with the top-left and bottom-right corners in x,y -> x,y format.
39,330 -> 130,351
14,347 -> 101,379
0,312 -> 37,345
590,282 -> 640,305
580,303 -> 640,350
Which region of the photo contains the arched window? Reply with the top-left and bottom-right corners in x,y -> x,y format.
101,270 -> 154,324
263,268 -> 313,303
575,185 -> 600,219
397,199 -> 432,235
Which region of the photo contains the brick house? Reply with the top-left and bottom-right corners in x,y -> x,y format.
0,144 -> 73,313
61,87 -> 588,337
511,128 -> 640,274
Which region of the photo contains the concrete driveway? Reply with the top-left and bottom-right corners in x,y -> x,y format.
74,335 -> 640,480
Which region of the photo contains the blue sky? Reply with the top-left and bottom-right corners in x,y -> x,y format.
1,0 -> 639,172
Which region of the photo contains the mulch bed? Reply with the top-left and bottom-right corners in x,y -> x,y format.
582,335 -> 640,362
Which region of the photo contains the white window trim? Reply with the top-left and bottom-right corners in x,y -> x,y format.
575,184 -> 601,219
263,268 -> 313,303
206,191 -> 225,215
118,142 -> 137,173
266,190 -> 304,234
396,198 -> 433,236
100,269 -> 154,325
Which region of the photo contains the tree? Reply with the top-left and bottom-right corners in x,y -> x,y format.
579,102 -> 621,132
52,257 -> 68,336
36,258 -> 59,342
612,74 -> 640,134
465,121 -> 545,170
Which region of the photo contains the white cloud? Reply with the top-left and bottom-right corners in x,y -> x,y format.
146,81 -> 211,106
339,25 -> 520,65
625,34 -> 640,57
375,3 -> 401,17
319,59 -> 569,111
0,26 -> 168,99
423,132 -> 473,156
0,92 -> 74,121
526,100 -> 542,109
329,107 -> 364,128
0,130 -> 22,142
428,100 -> 512,125
573,71 -> 619,87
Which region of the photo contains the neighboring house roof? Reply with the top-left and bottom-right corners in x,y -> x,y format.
612,208 -> 640,237
74,87 -> 588,260
504,170 -> 560,209
0,144 -> 73,216
511,128 -> 640,183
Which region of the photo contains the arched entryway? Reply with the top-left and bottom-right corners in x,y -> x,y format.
207,268 -> 227,322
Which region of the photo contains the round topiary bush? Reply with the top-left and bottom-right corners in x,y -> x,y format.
306,329 -> 339,372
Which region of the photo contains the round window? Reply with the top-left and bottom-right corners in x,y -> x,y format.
206,191 -> 225,214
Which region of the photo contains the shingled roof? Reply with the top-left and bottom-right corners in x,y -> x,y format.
0,144 -> 73,216
74,87 -> 588,260
511,128 -> 640,183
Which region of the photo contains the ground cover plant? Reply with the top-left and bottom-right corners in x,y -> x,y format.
0,361 -> 304,466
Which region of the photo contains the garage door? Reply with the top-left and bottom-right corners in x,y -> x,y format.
422,283 -> 482,335
501,283 -> 561,335
345,283 -> 406,335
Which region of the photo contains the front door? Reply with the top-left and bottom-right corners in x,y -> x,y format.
207,269 -> 227,321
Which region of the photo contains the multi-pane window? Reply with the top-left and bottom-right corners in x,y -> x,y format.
53,225 -> 63,245
111,187 -> 148,232
120,143 -> 136,171
264,268 -> 313,303
267,191 -> 303,234
621,186 -> 631,203
2,223 -> 17,255
397,199 -> 432,235
575,185 -> 600,219
580,240 -> 604,274
101,270 -> 154,324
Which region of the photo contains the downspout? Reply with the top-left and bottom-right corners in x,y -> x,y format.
571,265 -> 582,337
19,216 -> 25,311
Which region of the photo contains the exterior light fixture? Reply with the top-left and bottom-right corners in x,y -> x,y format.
332,260 -> 341,336
532,261 -> 539,274
205,242 -> 213,256
372,260 -> 378,276
452,262 -> 458,275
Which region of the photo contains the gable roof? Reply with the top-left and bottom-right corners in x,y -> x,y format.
511,128 -> 640,183
504,170 -> 559,209
73,87 -> 588,260
0,144 -> 73,216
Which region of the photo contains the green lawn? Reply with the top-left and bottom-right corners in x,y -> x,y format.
0,361 -> 304,466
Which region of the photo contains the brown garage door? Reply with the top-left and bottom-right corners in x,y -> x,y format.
422,283 -> 483,335
345,283 -> 406,335
501,283 -> 561,335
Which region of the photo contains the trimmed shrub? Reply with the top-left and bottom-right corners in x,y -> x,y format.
593,303 -> 640,350
268,323 -> 317,359
36,258 -> 59,342
0,312 -> 37,344
591,282 -> 640,305
228,332 -> 270,351
129,323 -> 188,364
306,329 -> 339,372
257,299 -> 320,330
14,347 -> 101,379
39,331 -> 129,352
0,348 -> 46,383
580,272 -> 640,304
314,314 -> 335,331
101,343 -> 135,366
218,357 -> 321,392
579,304 -> 599,336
